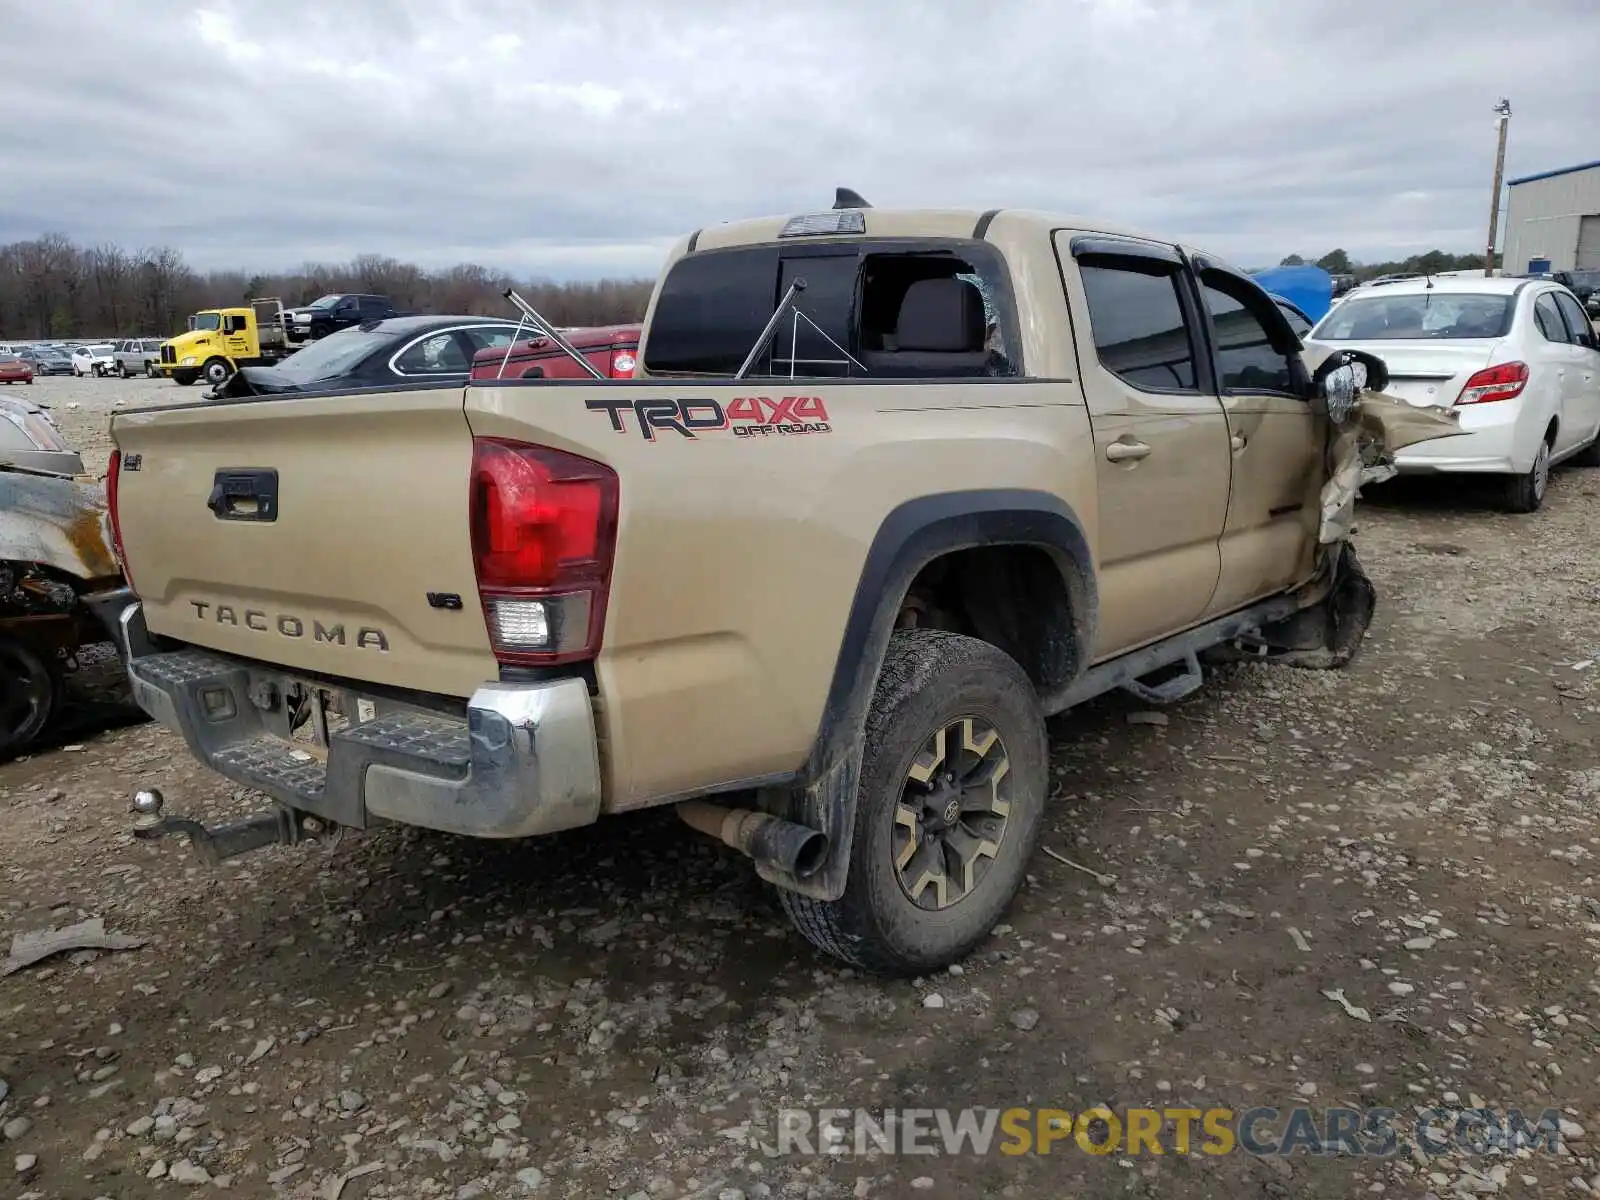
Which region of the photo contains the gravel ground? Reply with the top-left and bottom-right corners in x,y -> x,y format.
5,374 -> 1600,1198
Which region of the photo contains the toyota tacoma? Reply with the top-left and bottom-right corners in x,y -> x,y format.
93,195 -> 1457,974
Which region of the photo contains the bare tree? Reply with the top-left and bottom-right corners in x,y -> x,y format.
0,235 -> 654,340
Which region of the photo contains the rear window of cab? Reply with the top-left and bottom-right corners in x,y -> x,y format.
642,239 -> 1022,379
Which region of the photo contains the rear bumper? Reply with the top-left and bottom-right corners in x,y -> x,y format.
1392,412 -> 1529,475
94,592 -> 603,839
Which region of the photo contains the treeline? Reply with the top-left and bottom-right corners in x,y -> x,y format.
1278,248 -> 1497,280
0,234 -> 655,340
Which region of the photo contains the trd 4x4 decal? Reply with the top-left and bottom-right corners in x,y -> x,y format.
586,395 -> 831,441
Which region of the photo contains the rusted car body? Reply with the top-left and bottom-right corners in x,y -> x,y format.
0,396 -> 126,755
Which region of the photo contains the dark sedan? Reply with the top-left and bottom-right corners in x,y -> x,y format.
19,347 -> 73,376
210,316 -> 528,398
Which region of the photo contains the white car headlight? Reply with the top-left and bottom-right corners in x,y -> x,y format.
180,356 -> 198,366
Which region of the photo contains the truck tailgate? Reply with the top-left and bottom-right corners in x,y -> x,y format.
111,388 -> 497,697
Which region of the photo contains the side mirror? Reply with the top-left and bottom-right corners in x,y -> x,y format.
1313,348 -> 1390,423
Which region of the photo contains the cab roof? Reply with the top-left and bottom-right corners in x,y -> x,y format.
685,206 -> 1182,255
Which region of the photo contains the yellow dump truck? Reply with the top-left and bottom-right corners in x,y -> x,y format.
157,298 -> 292,387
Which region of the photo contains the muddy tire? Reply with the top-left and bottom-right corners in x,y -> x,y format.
0,635 -> 61,759
1503,438 -> 1551,513
202,357 -> 232,387
781,630 -> 1047,975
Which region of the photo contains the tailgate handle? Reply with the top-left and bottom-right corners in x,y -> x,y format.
208,469 -> 279,522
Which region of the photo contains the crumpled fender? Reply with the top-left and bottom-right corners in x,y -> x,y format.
0,470 -> 117,580
1318,387 -> 1464,545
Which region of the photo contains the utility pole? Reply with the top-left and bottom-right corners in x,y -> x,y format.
1485,98 -> 1512,277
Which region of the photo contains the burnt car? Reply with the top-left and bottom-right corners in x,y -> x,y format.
209,316 -> 526,398
0,395 -> 127,756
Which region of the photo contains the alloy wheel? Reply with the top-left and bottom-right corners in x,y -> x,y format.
891,716 -> 1012,910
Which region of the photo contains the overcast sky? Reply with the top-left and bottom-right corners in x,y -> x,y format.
2,0 -> 1597,280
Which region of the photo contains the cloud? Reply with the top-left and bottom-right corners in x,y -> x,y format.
0,0 -> 1595,278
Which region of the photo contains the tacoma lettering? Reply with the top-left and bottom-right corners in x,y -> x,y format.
186,603 -> 384,651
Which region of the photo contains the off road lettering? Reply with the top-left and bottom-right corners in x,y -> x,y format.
587,395 -> 830,440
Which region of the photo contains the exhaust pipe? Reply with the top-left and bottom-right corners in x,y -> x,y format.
677,801 -> 827,880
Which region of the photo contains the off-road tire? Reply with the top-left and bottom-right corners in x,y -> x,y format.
0,635 -> 61,759
781,630 -> 1047,975
1503,438 -> 1551,513
202,357 -> 232,387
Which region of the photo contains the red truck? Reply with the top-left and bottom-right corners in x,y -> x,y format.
470,323 -> 641,381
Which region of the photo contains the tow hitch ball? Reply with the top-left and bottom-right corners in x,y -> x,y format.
131,788 -> 325,866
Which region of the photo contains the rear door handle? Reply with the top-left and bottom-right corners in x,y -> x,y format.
1231,433 -> 1248,451
1105,440 -> 1151,462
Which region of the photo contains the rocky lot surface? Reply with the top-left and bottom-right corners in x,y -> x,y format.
4,374 -> 1600,1198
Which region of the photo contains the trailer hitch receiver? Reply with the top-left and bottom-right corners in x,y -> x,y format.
131,788 -> 322,866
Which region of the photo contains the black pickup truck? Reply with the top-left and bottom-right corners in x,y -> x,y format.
281,294 -> 408,342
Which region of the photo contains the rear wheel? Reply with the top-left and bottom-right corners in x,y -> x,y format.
781,630 -> 1047,975
1504,437 -> 1551,513
0,636 -> 61,759
202,357 -> 232,387
146,362 -> 159,379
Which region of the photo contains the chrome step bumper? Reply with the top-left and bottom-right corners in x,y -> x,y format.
94,592 -> 603,839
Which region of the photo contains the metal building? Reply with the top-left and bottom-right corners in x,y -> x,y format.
1502,159 -> 1600,274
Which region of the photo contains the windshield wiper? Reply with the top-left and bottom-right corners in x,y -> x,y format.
500,289 -> 605,381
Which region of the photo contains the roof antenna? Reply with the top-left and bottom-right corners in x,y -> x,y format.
834,187 -> 871,210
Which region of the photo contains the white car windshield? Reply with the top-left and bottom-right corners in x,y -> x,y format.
1312,293 -> 1514,340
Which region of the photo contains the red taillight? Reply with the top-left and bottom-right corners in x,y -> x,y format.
106,449 -> 135,590
1457,361 -> 1529,405
469,439 -> 618,665
611,349 -> 637,378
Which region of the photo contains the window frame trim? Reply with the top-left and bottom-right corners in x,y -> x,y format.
386,321 -> 523,377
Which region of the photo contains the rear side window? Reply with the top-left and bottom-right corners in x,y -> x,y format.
1534,294 -> 1567,343
644,247 -> 783,375
1077,259 -> 1199,392
1553,291 -> 1596,347
643,239 -> 1017,379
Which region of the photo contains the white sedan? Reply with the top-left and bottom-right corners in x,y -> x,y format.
70,343 -> 116,378
1308,277 -> 1600,512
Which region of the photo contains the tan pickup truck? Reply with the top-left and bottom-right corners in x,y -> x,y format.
94,197 -> 1455,974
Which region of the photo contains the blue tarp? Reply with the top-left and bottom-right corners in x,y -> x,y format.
1251,265 -> 1334,322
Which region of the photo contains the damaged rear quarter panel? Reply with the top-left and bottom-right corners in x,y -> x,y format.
0,470 -> 118,581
